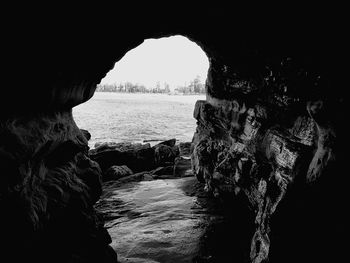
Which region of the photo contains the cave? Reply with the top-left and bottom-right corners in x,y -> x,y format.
1,7 -> 346,263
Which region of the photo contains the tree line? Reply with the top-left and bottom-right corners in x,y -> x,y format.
96,76 -> 205,94
174,76 -> 205,94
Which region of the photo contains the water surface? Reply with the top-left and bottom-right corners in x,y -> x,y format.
73,92 -> 205,147
97,176 -> 254,263
97,178 -> 214,263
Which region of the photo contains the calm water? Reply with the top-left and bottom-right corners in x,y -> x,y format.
98,178 -> 209,263
98,177 -> 252,262
73,92 -> 205,148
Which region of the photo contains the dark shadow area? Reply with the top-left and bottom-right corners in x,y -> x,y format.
269,158 -> 347,262
181,179 -> 256,262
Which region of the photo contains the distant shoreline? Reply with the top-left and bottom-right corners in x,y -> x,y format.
95,91 -> 205,96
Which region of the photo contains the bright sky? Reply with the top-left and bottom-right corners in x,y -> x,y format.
100,35 -> 209,91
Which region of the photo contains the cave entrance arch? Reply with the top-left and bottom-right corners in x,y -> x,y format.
73,35 -> 209,149
71,35 -> 220,262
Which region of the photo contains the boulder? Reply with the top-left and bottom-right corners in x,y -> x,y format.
75,152 -> 102,202
150,166 -> 174,178
173,156 -> 193,177
91,141 -> 181,175
178,142 -> 192,157
153,144 -> 177,166
103,165 -> 133,182
80,129 -> 91,141
153,138 -> 176,147
172,145 -> 180,156
93,141 -> 119,151
89,142 -> 155,173
91,142 -> 151,155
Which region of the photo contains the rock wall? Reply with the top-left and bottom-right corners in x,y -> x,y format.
0,110 -> 117,262
191,58 -> 345,262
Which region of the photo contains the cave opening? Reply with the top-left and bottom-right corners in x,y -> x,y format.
72,35 -> 252,262
73,35 -> 209,149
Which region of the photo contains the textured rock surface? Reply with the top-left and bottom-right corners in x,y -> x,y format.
89,142 -> 154,173
104,165 -> 133,182
153,138 -> 177,148
153,144 -> 177,167
178,142 -> 192,157
173,157 -> 193,178
1,6 -> 346,263
80,128 -> 91,141
0,110 -> 117,262
191,57 -> 344,262
89,142 -> 177,174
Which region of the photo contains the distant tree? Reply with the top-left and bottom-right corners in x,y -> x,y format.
164,82 -> 170,93
192,75 -> 201,93
174,76 -> 205,94
156,81 -> 161,93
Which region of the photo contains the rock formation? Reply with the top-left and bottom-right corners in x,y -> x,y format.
89,141 -> 178,176
0,110 -> 117,262
89,139 -> 192,184
89,142 -> 154,173
191,59 -> 344,262
0,6 -> 346,263
104,165 -> 133,181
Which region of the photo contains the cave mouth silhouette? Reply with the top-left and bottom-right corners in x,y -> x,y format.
1,9 -> 346,263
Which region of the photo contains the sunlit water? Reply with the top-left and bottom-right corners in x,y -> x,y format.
97,178 -> 207,263
73,92 -> 205,148
97,177 -> 252,263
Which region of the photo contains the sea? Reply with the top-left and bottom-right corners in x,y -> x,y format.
72,92 -> 205,148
